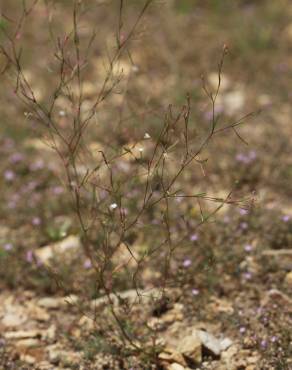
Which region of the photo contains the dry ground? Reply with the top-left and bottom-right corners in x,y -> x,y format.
0,1 -> 291,369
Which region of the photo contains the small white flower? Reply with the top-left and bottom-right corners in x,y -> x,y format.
59,110 -> 66,117
138,147 -> 144,153
109,203 -> 118,210
144,133 -> 151,139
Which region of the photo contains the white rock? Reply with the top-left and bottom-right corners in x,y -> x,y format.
196,330 -> 233,356
5,330 -> 41,340
37,297 -> 60,309
27,303 -> 50,322
37,295 -> 78,309
284,271 -> 292,287
1,310 -> 27,327
90,288 -> 160,309
177,331 -> 202,363
44,325 -> 57,341
168,363 -> 185,370
158,349 -> 187,367
35,235 -> 80,264
221,89 -> 245,115
15,338 -> 41,348
220,337 -> 234,351
20,354 -> 37,364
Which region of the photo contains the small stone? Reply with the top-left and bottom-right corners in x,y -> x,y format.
78,315 -> 95,331
284,271 -> 292,286
4,330 -> 41,340
35,235 -> 80,265
161,303 -> 184,324
37,297 -> 60,309
2,311 -> 28,327
44,325 -> 56,341
27,304 -> 50,322
168,363 -> 185,370
158,348 -> 187,367
177,331 -> 202,363
20,354 -> 36,364
36,361 -> 52,370
196,330 -> 221,356
15,338 -> 41,349
220,338 -> 233,351
196,330 -> 233,356
37,295 -> 78,309
208,297 -> 234,315
49,349 -> 81,366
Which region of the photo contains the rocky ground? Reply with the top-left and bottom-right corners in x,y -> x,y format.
1,1 -> 292,369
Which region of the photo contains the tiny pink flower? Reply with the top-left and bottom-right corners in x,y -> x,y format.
190,234 -> 198,241
4,243 -> 13,251
32,217 -> 41,226
239,327 -> 246,334
10,152 -> 24,163
281,215 -> 290,222
244,244 -> 253,252
4,170 -> 15,182
183,259 -> 192,268
243,272 -> 252,280
30,159 -> 44,171
52,186 -> 64,195
84,259 -> 92,269
26,250 -> 34,263
191,289 -> 199,296
240,222 -> 248,230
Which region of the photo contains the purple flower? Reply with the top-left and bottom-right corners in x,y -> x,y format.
190,233 -> 198,241
26,250 -> 34,263
239,208 -> 248,216
239,222 -> 248,230
260,339 -> 267,349
243,272 -> 252,280
244,244 -> 253,252
236,153 -> 249,163
10,152 -> 24,163
236,150 -> 257,164
239,327 -> 246,334
281,215 -> 290,222
32,217 -> 41,226
191,288 -> 199,296
30,159 -> 44,171
4,243 -> 13,251
4,170 -> 15,182
183,259 -> 192,268
52,186 -> 64,195
84,259 -> 92,269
